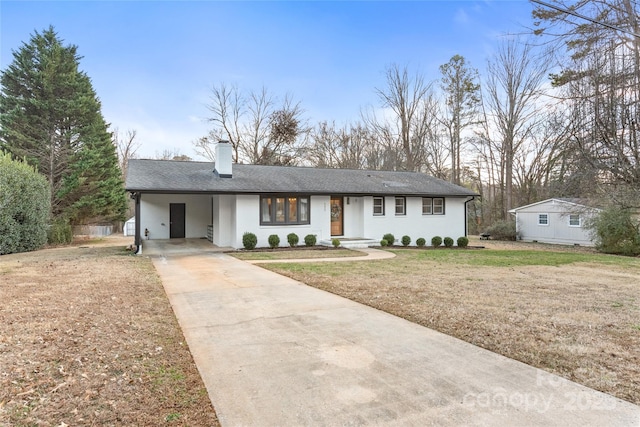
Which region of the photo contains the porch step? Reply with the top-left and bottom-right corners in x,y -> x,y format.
319,238 -> 379,249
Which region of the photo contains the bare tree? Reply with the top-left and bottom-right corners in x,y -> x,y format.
306,121 -> 376,169
112,128 -> 140,178
197,84 -> 307,165
366,64 -> 435,171
481,38 -> 549,218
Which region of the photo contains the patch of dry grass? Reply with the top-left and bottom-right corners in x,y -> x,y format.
264,243 -> 640,405
0,242 -> 218,426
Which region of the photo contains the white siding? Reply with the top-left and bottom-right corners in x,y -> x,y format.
140,194 -> 211,240
362,196 -> 467,245
232,195 -> 330,248
513,200 -> 595,246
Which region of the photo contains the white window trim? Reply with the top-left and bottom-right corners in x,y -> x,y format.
395,197 -> 406,216
373,197 -> 385,216
568,214 -> 582,227
538,213 -> 549,226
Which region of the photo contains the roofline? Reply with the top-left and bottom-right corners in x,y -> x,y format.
508,198 -> 598,213
126,188 -> 478,197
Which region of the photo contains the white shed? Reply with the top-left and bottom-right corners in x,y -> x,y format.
509,198 -> 599,246
123,217 -> 136,236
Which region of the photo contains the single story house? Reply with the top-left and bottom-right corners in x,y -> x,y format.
125,142 -> 477,251
508,198 -> 599,246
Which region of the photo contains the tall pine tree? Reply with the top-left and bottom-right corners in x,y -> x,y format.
0,26 -> 126,224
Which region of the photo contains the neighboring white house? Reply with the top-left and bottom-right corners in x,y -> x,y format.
509,198 -> 599,246
125,142 -> 477,250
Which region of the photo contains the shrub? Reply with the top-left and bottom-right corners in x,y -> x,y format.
47,218 -> 73,245
401,235 -> 411,246
416,237 -> 426,247
268,234 -> 280,249
0,152 -> 50,254
585,206 -> 640,256
443,237 -> 454,247
287,233 -> 299,247
331,238 -> 341,248
242,232 -> 257,250
457,236 -> 469,248
380,239 -> 388,247
485,220 -> 517,241
431,236 -> 442,247
382,233 -> 395,246
304,234 -> 317,247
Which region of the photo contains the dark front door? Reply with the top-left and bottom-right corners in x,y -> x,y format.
170,203 -> 186,238
330,197 -> 343,236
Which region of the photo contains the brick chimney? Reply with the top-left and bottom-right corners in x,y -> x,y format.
214,140 -> 232,178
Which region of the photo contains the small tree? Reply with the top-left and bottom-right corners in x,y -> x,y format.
0,153 -> 50,254
585,207 -> 640,256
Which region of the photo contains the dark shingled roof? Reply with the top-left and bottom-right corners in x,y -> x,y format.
125,159 -> 477,197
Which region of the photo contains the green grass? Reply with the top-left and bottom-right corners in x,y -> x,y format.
388,248 -> 640,268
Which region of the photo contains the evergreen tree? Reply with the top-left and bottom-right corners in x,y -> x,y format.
0,26 -> 126,224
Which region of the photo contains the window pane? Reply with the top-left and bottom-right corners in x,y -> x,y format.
395,197 -> 405,215
275,198 -> 286,222
288,197 -> 298,222
539,214 -> 548,225
433,198 -> 444,214
569,214 -> 580,226
299,197 -> 309,222
422,198 -> 432,215
261,197 -> 272,222
373,197 -> 384,215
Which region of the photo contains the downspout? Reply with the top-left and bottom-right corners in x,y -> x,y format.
134,192 -> 142,254
464,196 -> 475,237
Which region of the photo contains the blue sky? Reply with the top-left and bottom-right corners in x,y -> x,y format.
1,1 -> 536,159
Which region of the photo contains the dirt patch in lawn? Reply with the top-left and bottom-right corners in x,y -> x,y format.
0,236 -> 219,426
264,241 -> 640,405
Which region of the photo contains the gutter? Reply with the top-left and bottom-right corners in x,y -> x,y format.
464,196 -> 476,237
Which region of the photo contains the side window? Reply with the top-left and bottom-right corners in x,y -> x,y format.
422,197 -> 432,215
538,214 -> 549,226
395,197 -> 406,215
433,198 -> 444,215
569,214 -> 581,227
373,197 -> 385,216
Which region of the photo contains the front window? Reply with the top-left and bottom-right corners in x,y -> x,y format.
373,197 -> 385,216
260,195 -> 310,225
569,214 -> 581,227
538,214 -> 549,226
423,197 -> 445,215
395,197 -> 406,215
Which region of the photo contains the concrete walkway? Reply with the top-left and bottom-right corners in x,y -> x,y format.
151,252 -> 640,426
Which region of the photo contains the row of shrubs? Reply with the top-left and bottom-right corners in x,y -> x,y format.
242,232 -> 318,250
380,233 -> 469,248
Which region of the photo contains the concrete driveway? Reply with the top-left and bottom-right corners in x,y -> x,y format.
151,250 -> 640,426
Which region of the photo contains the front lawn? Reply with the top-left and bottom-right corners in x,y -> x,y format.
261,245 -> 640,405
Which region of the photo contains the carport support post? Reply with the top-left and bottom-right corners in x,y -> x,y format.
134,192 -> 141,253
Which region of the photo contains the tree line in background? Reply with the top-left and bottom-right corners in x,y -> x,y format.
195,0 -> 639,247
1,1 -> 638,254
